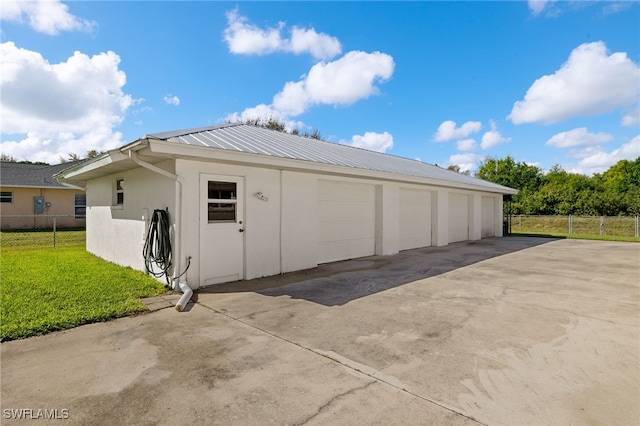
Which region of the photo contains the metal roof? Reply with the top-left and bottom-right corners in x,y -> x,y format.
0,161 -> 84,188
148,123 -> 514,193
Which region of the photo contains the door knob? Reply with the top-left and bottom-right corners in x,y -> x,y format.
239,229 -> 244,233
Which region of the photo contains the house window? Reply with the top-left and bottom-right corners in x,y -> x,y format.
0,191 -> 13,203
207,181 -> 236,222
115,179 -> 124,205
74,193 -> 86,219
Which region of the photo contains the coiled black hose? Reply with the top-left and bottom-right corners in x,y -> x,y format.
143,209 -> 173,286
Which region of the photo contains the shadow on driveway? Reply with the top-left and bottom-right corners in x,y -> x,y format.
201,236 -> 558,306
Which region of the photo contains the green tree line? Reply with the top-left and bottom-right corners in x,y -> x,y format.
476,156 -> 640,216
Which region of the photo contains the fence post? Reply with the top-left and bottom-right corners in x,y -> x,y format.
636,216 -> 639,238
519,215 -> 522,232
568,214 -> 572,234
53,216 -> 57,248
600,216 -> 604,236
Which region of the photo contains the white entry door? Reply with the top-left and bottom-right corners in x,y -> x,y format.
200,174 -> 244,286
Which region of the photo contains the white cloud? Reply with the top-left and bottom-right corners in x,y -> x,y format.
164,95 -> 180,106
1,0 -> 96,35
225,104 -> 282,123
0,42 -> 133,163
448,153 -> 484,174
480,120 -> 511,149
224,104 -> 305,133
433,120 -> 482,142
288,27 -> 342,61
228,50 -> 394,120
528,0 -> 554,15
343,131 -> 394,153
456,139 -> 477,151
622,105 -> 639,127
509,42 -> 640,125
546,127 -> 614,148
568,136 -> 640,175
273,50 -> 394,115
602,2 -> 634,16
223,9 -> 341,60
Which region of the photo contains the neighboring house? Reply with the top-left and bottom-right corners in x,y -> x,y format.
56,123 -> 517,289
0,161 -> 86,230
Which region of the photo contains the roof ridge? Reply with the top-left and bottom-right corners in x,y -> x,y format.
147,123 -> 242,140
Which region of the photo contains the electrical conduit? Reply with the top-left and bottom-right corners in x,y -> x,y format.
128,149 -> 193,311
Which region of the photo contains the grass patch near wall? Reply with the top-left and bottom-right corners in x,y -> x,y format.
510,232 -> 640,243
1,246 -> 166,341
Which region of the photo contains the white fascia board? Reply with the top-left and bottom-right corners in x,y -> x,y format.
147,139 -> 518,195
0,184 -> 78,190
55,150 -> 131,181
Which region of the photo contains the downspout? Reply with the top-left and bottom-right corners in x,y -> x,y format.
128,149 -> 193,311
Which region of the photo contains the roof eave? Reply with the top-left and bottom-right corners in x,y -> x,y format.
54,149 -> 131,182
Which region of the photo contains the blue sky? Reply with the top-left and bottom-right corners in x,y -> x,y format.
1,1 -> 638,175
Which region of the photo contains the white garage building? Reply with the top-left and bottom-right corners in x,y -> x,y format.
58,124 -> 517,290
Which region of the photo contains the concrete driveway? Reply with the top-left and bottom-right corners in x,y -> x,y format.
2,237 -> 638,425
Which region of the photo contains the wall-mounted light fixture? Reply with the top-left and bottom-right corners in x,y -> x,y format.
254,191 -> 269,202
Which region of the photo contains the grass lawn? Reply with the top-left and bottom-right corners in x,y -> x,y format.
1,246 -> 166,341
509,232 -> 640,243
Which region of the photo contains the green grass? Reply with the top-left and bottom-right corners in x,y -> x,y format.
509,215 -> 638,237
510,231 -> 640,243
0,246 -> 166,341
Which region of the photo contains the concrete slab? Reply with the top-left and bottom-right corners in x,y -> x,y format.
2,237 -> 638,425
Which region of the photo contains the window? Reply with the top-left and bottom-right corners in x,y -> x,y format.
74,193 -> 86,219
0,191 -> 13,203
207,181 -> 236,222
115,179 -> 124,205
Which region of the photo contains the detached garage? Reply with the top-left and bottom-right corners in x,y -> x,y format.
57,124 -> 516,293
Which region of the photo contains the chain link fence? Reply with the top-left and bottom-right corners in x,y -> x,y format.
1,215 -> 86,248
508,215 -> 640,238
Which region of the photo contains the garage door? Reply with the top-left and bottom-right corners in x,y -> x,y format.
481,196 -> 495,238
399,188 -> 431,250
448,193 -> 469,243
317,180 -> 376,264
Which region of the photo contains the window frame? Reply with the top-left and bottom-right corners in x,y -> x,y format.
113,178 -> 124,207
74,193 -> 86,219
0,191 -> 13,204
206,181 -> 237,223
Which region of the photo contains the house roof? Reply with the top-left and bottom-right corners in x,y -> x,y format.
1,161 -> 84,189
147,123 -> 515,193
57,124 -> 516,194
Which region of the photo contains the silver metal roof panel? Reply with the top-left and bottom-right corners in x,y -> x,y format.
147,124 -> 514,192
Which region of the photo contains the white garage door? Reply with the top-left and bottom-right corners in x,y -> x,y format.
317,180 -> 376,264
448,193 -> 469,243
399,188 -> 432,250
481,196 -> 495,238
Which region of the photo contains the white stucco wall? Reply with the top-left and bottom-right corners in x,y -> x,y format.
85,161 -> 175,271
175,160 -> 283,287
86,157 -> 507,288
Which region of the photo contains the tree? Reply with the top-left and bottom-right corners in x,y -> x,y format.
476,156 -> 543,192
478,156 -> 640,216
228,117 -> 324,140
1,154 -> 17,162
86,150 -> 105,159
446,164 -> 470,175
477,156 -> 543,214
